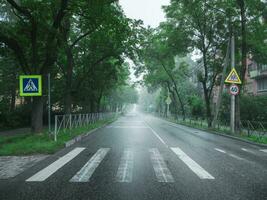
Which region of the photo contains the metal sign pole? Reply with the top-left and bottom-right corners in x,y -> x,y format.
230,36 -> 235,134
48,73 -> 51,134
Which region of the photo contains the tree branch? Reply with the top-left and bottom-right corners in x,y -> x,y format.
75,54 -> 116,89
41,0 -> 70,74
0,32 -> 30,73
70,28 -> 99,49
7,0 -> 32,19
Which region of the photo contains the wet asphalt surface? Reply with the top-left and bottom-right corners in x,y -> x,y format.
0,113 -> 267,200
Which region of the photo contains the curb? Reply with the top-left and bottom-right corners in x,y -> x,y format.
210,130 -> 267,148
157,116 -> 267,148
64,120 -> 114,148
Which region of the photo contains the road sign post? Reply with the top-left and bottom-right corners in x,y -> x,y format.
230,36 -> 235,134
224,36 -> 242,134
48,73 -> 51,134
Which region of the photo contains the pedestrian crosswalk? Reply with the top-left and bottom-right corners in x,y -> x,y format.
149,148 -> 174,182
171,147 -> 214,179
25,146 -> 266,183
26,147 -> 85,182
115,149 -> 134,182
70,148 -> 110,182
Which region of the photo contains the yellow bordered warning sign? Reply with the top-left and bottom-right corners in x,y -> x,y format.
225,68 -> 242,84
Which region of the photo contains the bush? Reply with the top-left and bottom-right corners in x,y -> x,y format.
0,105 -> 31,130
188,95 -> 205,118
240,95 -> 267,122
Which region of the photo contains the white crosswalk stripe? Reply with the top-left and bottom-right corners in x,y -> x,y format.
25,147 -> 222,183
26,147 -> 85,182
171,147 -> 214,180
149,148 -> 174,182
70,148 -> 110,182
115,149 -> 134,182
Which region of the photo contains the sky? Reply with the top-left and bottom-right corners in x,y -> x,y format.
119,0 -> 170,28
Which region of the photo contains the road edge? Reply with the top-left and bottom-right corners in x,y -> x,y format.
64,119 -> 116,148
156,116 -> 267,148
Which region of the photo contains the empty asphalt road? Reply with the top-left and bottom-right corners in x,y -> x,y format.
0,113 -> 267,200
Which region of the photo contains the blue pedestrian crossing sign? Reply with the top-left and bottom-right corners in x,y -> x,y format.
20,75 -> 42,96
225,68 -> 242,84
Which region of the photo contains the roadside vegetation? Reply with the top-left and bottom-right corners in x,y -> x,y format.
0,0 -> 140,133
0,118 -> 115,156
163,116 -> 267,145
137,0 -> 267,139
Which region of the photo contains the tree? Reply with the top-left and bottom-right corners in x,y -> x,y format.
163,0 -> 228,127
0,0 -> 142,132
137,29 -> 187,119
0,0 -> 70,133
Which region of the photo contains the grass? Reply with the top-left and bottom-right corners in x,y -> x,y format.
242,134 -> 267,144
0,118 -> 115,156
164,117 -> 267,145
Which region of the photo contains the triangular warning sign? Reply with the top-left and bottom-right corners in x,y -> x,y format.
225,68 -> 242,84
24,79 -> 38,92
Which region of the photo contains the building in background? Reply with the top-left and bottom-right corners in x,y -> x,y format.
244,59 -> 267,95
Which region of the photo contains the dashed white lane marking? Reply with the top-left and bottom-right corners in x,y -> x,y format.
149,127 -> 168,147
106,126 -> 148,129
171,147 -> 214,180
143,121 -> 168,147
228,153 -> 244,161
260,149 -> 267,153
215,148 -> 226,153
241,148 -> 254,154
215,148 -> 245,161
149,148 -> 174,182
115,149 -> 134,182
70,148 -> 110,182
115,121 -> 144,123
26,148 -> 85,182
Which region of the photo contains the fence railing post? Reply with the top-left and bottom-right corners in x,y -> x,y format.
54,115 -> 58,142
70,114 -> 72,129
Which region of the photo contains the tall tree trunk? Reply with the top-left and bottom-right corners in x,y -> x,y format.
90,99 -> 96,113
31,97 -> 44,133
160,62 -> 186,120
97,92 -> 103,112
203,82 -> 212,127
236,0 -> 247,133
9,71 -> 16,112
166,82 -> 179,118
212,40 -> 231,128
64,47 -> 74,114
10,88 -> 16,112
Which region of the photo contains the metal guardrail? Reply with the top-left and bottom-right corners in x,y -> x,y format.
54,112 -> 117,141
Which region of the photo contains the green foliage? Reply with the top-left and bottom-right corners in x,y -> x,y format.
219,93 -> 267,123
240,95 -> 267,121
0,118 -> 115,156
0,1 -> 142,130
188,95 -> 205,118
